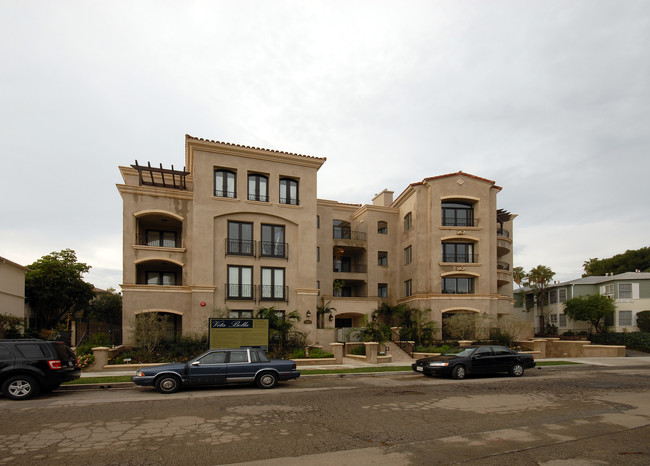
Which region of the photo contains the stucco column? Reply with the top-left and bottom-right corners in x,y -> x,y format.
92,347 -> 110,371
364,342 -> 379,364
330,343 -> 343,363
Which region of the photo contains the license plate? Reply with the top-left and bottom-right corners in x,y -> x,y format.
416,366 -> 423,372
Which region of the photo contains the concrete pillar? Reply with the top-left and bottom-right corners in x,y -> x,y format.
364,342 -> 379,364
92,347 -> 110,371
458,340 -> 473,347
330,343 -> 343,363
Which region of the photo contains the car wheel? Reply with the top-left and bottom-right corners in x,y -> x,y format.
451,365 -> 466,380
509,363 -> 524,377
2,375 -> 40,400
155,375 -> 181,394
256,372 -> 278,389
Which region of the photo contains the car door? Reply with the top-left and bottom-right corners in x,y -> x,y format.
0,344 -> 15,372
470,347 -> 495,374
225,349 -> 259,382
492,346 -> 518,372
186,350 -> 228,385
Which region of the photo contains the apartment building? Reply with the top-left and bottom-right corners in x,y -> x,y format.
118,135 -> 516,345
0,256 -> 29,319
515,272 -> 650,334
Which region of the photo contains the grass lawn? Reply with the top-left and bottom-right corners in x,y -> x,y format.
64,360 -> 580,385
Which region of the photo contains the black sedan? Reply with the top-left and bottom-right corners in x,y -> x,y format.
411,345 -> 536,380
132,348 -> 300,393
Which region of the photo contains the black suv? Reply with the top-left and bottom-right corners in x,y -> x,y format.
0,339 -> 81,400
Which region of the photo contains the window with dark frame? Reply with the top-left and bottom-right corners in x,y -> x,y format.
227,265 -> 253,299
442,277 -> 475,294
146,271 -> 177,286
279,178 -> 299,205
378,283 -> 388,298
261,224 -> 286,258
248,174 -> 268,202
404,212 -> 412,231
228,310 -> 254,318
214,169 -> 237,198
146,230 -> 178,248
404,246 -> 412,265
441,202 -> 474,227
378,251 -> 388,266
442,243 -> 475,263
227,221 -> 254,255
261,267 -> 285,300
404,279 -> 412,297
377,221 -> 388,234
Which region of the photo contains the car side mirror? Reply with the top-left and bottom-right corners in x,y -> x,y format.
191,361 -> 200,366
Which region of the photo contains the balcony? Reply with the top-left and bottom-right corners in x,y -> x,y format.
497,237 -> 512,256
226,239 -> 255,256
441,253 -> 478,264
225,283 -> 255,301
497,228 -> 511,238
259,241 -> 289,259
259,285 -> 288,302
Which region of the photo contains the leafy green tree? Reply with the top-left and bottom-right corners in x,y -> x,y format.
358,321 -> 391,344
25,249 -> 95,329
582,247 -> 650,277
89,288 -> 122,324
524,265 -> 555,332
373,302 -> 407,327
563,294 -> 616,334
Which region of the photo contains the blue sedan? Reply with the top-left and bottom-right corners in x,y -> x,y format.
132,348 -> 300,393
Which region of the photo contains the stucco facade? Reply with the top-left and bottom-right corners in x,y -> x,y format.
0,256 -> 28,319
118,135 -> 517,345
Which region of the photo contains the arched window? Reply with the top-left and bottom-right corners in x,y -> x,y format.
214,169 -> 236,198
442,202 -> 474,227
248,174 -> 268,202
279,178 -> 299,205
377,221 -> 388,234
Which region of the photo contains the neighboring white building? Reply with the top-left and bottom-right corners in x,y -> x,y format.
514,271 -> 650,333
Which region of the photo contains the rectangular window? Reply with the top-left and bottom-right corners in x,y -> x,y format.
559,314 -> 567,327
228,266 -> 253,299
261,267 -> 285,300
279,178 -> 299,205
333,220 -> 351,239
442,243 -> 474,263
404,246 -> 412,265
261,224 -> 286,258
559,289 -> 567,303
619,310 -> 633,326
229,310 -> 254,318
441,202 -> 474,227
604,284 -> 614,296
334,256 -> 351,273
549,290 -> 558,304
146,271 -> 177,286
227,221 -> 254,255
378,251 -> 388,266
619,283 -> 632,299
550,314 -> 558,324
442,277 -> 475,294
317,247 -> 320,262
215,169 -> 237,198
378,283 -> 388,298
404,279 -> 412,297
404,212 -> 412,231
248,174 -> 268,202
377,221 -> 388,234
146,230 -> 178,248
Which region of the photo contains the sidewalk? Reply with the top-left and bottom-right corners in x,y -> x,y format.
79,354 -> 650,378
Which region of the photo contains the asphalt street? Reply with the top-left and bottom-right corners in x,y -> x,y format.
1,361 -> 649,465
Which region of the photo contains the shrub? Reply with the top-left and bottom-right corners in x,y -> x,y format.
76,353 -> 95,369
349,346 -> 366,356
415,344 -> 451,354
291,347 -> 334,359
590,332 -> 650,353
0,313 -> 24,338
637,311 -> 650,333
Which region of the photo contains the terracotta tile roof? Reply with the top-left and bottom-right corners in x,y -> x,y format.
185,134 -> 326,162
393,171 -> 502,205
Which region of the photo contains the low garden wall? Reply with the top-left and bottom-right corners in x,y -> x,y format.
516,338 -> 625,359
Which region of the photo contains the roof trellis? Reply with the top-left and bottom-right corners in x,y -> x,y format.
131,161 -> 189,190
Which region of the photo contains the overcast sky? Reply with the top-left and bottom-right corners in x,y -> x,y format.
1,1 -> 649,290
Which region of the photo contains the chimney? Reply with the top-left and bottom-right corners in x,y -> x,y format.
372,189 -> 394,207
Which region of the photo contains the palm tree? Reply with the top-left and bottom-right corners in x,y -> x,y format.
256,307 -> 301,353
316,301 -> 336,328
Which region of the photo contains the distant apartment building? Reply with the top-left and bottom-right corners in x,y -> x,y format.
0,256 -> 29,319
514,272 -> 650,333
117,135 -> 516,345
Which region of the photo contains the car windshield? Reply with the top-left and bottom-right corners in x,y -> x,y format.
441,347 -> 476,358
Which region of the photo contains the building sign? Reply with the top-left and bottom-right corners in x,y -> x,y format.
208,318 -> 269,350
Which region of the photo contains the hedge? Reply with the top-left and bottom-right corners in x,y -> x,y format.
590,332 -> 650,353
